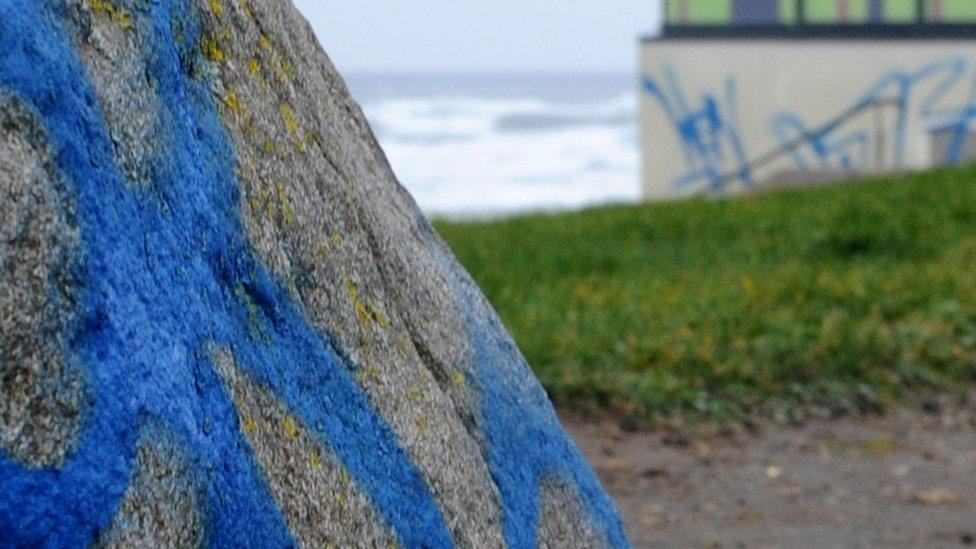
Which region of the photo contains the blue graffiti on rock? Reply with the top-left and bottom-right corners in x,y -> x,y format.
0,1 -> 455,546
0,1 -> 628,547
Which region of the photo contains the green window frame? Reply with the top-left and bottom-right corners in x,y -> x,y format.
665,0 -> 732,24
665,0 -> 678,23
884,0 -> 917,22
780,0 -> 798,23
664,0 -> 976,26
806,0 -> 871,23
940,0 -> 976,22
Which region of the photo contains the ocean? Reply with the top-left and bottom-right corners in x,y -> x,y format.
344,73 -> 641,218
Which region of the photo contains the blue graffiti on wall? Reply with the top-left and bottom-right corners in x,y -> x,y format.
0,1 -> 628,547
642,66 -> 752,190
644,56 -> 976,191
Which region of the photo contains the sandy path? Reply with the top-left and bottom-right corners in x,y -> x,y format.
564,400 -> 976,548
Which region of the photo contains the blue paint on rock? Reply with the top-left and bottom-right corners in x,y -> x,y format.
0,1 -> 449,546
0,1 -> 627,547
439,250 -> 629,548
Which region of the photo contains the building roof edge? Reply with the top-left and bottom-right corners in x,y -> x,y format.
642,23 -> 976,43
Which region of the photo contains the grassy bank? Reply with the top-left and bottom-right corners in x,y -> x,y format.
436,168 -> 976,425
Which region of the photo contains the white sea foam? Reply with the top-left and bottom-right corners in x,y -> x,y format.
353,75 -> 641,218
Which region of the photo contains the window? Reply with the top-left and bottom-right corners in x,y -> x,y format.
666,0 -> 732,24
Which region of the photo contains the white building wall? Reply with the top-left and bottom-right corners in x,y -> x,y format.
640,40 -> 976,199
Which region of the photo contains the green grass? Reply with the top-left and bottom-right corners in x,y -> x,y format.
435,167 -> 976,425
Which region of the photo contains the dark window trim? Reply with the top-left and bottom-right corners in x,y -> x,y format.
645,23 -> 976,42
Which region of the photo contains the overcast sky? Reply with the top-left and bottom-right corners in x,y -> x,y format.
291,1 -> 662,74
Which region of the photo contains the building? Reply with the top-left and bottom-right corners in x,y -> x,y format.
665,0 -> 976,25
641,0 -> 976,199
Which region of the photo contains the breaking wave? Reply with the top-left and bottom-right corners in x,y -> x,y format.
352,76 -> 641,218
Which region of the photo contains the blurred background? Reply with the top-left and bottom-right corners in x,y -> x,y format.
296,1 -> 976,547
294,0 -> 656,217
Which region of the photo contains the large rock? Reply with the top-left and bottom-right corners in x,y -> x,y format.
0,0 -> 627,546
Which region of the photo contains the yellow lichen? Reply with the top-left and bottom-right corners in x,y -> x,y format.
309,450 -> 322,469
242,415 -> 257,433
452,370 -> 467,386
280,104 -> 298,134
259,35 -> 271,50
369,303 -> 389,329
201,36 -> 225,62
346,279 -> 390,329
264,140 -> 277,154
273,181 -> 296,225
331,232 -> 343,246
209,0 -> 223,17
407,386 -> 423,402
223,90 -> 241,114
347,280 -> 372,326
248,58 -> 261,76
90,0 -> 133,29
90,0 -> 112,13
357,364 -> 381,383
112,8 -> 133,28
282,417 -> 300,439
279,58 -> 296,78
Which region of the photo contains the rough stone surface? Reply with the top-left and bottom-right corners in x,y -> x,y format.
0,0 -> 627,547
213,347 -> 397,548
96,425 -> 205,548
62,0 -> 162,186
0,94 -> 83,469
195,3 -> 506,544
537,480 -> 607,549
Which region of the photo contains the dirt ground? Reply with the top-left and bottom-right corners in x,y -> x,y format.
563,398 -> 976,548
